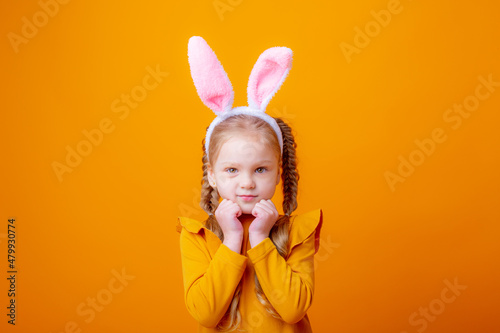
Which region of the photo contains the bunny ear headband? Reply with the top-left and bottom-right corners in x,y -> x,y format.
187,36 -> 293,162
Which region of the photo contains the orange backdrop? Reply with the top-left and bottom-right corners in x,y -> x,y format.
1,0 -> 499,332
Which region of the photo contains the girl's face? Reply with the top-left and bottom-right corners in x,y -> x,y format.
207,133 -> 281,214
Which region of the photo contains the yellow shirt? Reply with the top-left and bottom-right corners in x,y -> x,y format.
176,208 -> 323,332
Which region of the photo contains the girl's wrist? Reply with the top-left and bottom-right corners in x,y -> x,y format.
223,238 -> 242,254
249,233 -> 268,248
223,233 -> 243,253
223,231 -> 243,241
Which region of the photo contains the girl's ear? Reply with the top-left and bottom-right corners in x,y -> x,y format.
207,164 -> 216,188
247,46 -> 293,112
188,36 -> 234,115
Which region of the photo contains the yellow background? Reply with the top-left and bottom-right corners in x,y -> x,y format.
1,0 -> 499,332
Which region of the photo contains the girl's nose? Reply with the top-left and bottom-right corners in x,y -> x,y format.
240,173 -> 255,189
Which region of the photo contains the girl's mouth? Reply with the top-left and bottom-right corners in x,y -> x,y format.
238,195 -> 257,202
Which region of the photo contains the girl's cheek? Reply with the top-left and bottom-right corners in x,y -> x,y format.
218,174 -> 230,183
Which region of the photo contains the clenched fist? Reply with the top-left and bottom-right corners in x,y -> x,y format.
248,199 -> 279,247
215,199 -> 244,253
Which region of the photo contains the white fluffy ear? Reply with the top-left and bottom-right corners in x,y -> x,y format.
247,46 -> 293,111
188,36 -> 234,115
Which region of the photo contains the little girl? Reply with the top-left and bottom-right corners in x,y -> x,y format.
176,36 -> 323,332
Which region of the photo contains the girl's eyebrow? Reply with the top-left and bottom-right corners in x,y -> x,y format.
221,160 -> 274,166
255,160 -> 274,164
220,161 -> 239,166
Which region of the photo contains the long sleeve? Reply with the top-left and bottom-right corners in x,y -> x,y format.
246,229 -> 317,324
247,231 -> 314,324
179,227 -> 248,328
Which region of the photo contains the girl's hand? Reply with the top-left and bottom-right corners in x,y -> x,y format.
248,199 -> 279,247
215,199 -> 244,239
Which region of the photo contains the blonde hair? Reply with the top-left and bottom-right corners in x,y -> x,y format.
199,114 -> 299,331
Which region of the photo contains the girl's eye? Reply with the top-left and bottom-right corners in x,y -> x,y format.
227,168 -> 237,173
256,167 -> 267,173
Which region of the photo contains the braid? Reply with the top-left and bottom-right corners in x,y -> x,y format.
253,117 -> 300,319
200,134 -> 241,331
215,281 -> 244,331
200,136 -> 219,215
200,135 -> 224,241
276,117 -> 299,215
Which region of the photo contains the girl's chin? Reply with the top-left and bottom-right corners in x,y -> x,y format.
238,203 -> 256,215
240,206 -> 255,215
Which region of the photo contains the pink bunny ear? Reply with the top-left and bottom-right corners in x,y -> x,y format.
247,46 -> 293,111
188,36 -> 234,115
